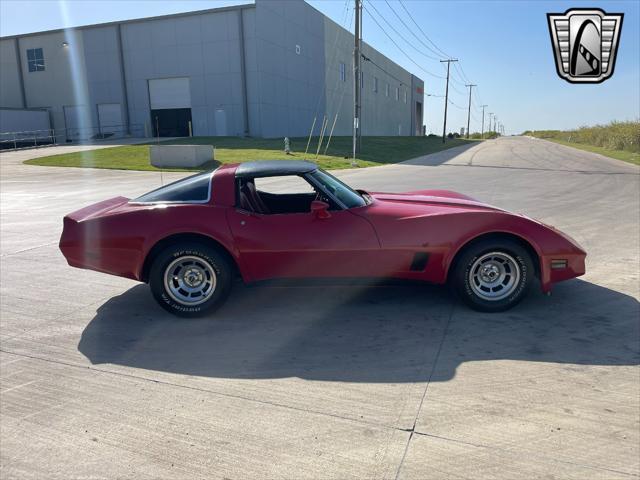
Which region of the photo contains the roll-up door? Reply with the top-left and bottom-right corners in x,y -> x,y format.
148,78 -> 192,137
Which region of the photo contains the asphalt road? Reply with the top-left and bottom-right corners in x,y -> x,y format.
1,136 -> 638,479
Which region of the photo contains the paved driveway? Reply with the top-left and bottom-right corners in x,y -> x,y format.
1,137 -> 638,479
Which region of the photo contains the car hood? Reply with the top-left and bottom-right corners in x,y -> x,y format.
369,189 -> 506,212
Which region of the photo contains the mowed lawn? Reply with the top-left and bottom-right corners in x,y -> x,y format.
24,136 -> 474,171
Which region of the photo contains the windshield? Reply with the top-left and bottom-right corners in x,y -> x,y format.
308,169 -> 366,209
133,171 -> 212,203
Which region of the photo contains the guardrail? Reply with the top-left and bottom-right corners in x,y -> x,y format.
0,124 -> 145,151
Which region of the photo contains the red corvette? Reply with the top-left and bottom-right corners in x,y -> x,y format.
60,161 -> 586,316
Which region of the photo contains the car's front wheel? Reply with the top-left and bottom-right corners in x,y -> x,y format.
451,238 -> 534,312
149,242 -> 232,317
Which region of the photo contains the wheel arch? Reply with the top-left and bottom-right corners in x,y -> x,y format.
140,232 -> 240,283
445,231 -> 541,282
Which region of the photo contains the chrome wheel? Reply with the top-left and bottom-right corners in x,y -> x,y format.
163,255 -> 217,306
469,251 -> 520,301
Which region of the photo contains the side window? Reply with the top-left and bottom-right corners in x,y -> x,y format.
239,175 -> 321,215
27,48 -> 45,72
134,172 -> 211,203
254,175 -> 315,194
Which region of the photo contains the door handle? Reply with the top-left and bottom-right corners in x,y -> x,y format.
236,208 -> 260,219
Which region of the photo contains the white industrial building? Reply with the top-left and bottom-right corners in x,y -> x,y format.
0,0 -> 424,142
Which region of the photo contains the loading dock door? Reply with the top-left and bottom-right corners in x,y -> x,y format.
149,78 -> 192,137
97,103 -> 123,137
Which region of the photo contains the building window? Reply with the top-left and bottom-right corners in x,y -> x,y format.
27,48 -> 44,72
404,90 -> 408,103
339,62 -> 346,82
373,77 -> 378,93
385,83 -> 389,97
395,87 -> 399,101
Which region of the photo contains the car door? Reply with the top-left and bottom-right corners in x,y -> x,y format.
226,176 -> 381,282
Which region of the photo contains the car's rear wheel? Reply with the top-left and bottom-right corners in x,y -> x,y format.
451,238 -> 534,312
149,242 -> 232,317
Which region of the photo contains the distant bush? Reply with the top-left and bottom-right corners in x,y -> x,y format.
469,131 -> 500,139
524,120 -> 640,153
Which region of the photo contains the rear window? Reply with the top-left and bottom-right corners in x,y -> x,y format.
134,172 -> 212,203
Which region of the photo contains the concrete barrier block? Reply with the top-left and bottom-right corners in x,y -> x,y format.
150,145 -> 214,168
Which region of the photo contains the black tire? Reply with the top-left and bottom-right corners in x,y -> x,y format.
451,238 -> 534,312
149,242 -> 233,318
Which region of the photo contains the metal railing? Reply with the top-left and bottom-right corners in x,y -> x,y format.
0,124 -> 145,151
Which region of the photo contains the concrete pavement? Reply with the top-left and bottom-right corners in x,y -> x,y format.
1,136 -> 638,479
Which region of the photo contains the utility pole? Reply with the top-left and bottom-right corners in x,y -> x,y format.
480,104 -> 487,139
488,113 -> 494,137
494,115 -> 498,134
465,83 -> 476,139
352,0 -> 362,163
440,59 -> 458,143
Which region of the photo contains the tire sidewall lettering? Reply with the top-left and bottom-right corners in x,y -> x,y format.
162,248 -> 222,313
462,249 -> 528,307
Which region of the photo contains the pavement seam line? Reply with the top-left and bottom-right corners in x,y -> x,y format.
393,302 -> 456,480
411,431 -> 640,478
0,348 -> 410,434
0,241 -> 58,258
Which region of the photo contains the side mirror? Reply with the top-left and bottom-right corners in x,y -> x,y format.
310,200 -> 331,219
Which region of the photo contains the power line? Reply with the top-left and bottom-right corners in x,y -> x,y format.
391,0 -> 488,123
383,0 -> 442,62
362,2 -> 446,80
361,53 -> 406,85
397,0 -> 450,59
307,0 -> 351,150
453,62 -> 472,85
364,1 -> 445,72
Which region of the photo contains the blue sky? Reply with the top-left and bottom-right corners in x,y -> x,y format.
1,0 -> 638,134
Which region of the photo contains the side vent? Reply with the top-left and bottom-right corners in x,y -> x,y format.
409,252 -> 430,271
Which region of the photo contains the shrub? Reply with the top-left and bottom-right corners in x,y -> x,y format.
525,120 -> 640,153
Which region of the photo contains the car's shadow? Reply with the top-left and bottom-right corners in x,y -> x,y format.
78,279 -> 639,382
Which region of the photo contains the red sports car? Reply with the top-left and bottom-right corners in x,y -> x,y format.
60,160 -> 586,316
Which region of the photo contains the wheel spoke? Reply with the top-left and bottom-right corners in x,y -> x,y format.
469,252 -> 520,301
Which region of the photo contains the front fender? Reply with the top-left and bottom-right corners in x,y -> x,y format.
441,212 -> 586,292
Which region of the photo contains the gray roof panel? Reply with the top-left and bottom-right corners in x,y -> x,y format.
235,160 -> 318,178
